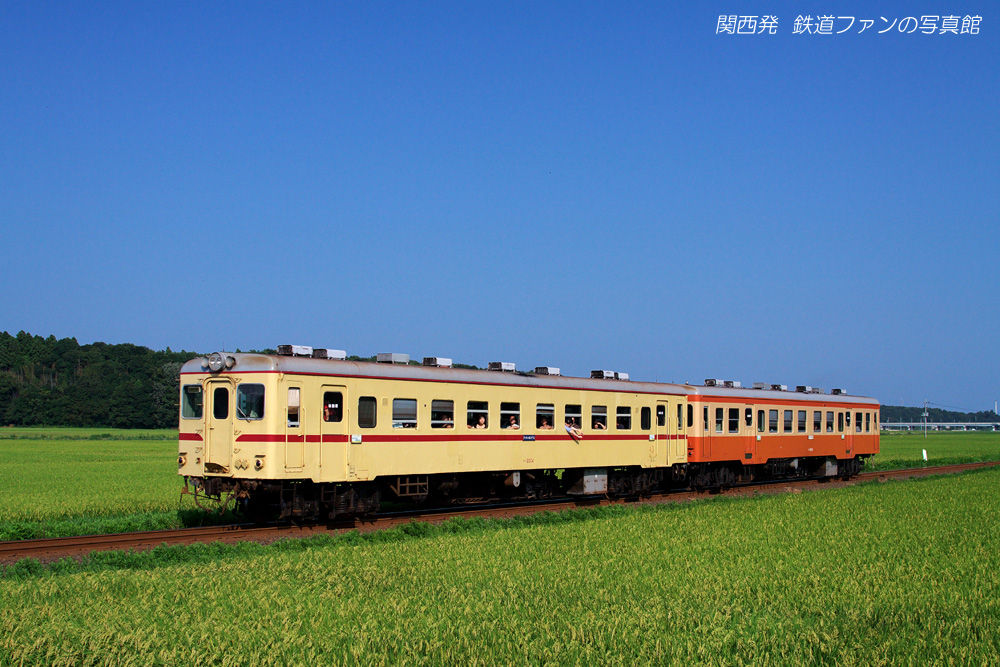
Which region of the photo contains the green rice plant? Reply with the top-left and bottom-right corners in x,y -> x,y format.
1,470 -> 998,664
867,430 -> 1000,470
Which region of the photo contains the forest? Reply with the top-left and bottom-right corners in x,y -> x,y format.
0,331 -> 995,428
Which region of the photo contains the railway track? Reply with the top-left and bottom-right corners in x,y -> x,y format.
3,461 -> 998,566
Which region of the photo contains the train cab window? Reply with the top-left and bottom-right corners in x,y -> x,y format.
855,412 -> 863,432
536,404 -> 555,429
392,398 -> 417,428
181,385 -> 203,419
715,408 -> 724,433
728,408 -> 739,433
687,405 -> 693,429
838,412 -> 845,432
592,405 -> 608,430
616,407 -> 632,430
467,401 -> 488,428
500,402 -> 520,429
237,384 -> 265,420
783,410 -> 793,433
866,413 -> 871,432
813,411 -> 822,433
798,410 -> 807,433
826,411 -> 834,433
744,408 -> 752,427
768,409 -> 778,433
287,388 -> 300,428
565,404 -> 582,430
323,392 -> 343,423
358,397 -> 377,428
757,410 -> 765,432
212,387 -> 229,420
656,405 -> 666,427
640,407 -> 651,430
432,400 -> 455,428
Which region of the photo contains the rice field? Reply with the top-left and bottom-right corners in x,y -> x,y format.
1,469 -> 998,664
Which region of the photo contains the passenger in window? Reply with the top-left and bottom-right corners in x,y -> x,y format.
505,415 -> 520,429
441,415 -> 453,428
592,418 -> 606,430
470,415 -> 487,429
538,418 -> 553,430
565,418 -> 583,440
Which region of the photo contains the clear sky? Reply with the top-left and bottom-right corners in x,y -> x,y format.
1,2 -> 997,410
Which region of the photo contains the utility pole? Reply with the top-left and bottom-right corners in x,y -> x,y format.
922,400 -> 929,439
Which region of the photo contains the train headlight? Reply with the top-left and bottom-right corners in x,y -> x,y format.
254,458 -> 264,471
178,454 -> 187,467
207,352 -> 225,372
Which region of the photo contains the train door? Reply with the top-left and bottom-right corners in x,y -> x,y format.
318,386 -> 347,473
844,410 -> 854,457
204,379 -> 234,470
743,405 -> 756,462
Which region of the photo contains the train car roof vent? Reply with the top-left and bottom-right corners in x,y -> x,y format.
423,357 -> 453,368
488,361 -> 516,372
704,378 -> 721,387
534,366 -> 561,376
723,380 -> 741,388
592,370 -> 615,379
278,345 -> 313,357
377,352 -> 410,364
831,388 -> 844,395
796,385 -> 814,393
614,371 -> 630,381
752,382 -> 768,390
770,384 -> 788,391
810,387 -> 824,394
312,348 -> 347,360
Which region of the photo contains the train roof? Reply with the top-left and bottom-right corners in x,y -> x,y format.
181,353 -> 879,405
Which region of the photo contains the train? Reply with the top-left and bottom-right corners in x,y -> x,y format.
177,347 -> 880,518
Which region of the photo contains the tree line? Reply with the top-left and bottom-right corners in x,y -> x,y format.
2,330 -> 996,428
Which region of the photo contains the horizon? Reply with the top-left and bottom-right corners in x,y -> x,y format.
1,3 -> 996,411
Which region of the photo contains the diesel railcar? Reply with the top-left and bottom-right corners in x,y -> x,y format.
177,349 -> 879,518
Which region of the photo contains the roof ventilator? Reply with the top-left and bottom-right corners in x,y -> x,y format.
592,370 -> 615,379
377,353 -> 410,364
770,384 -> 788,391
488,361 -> 516,372
752,382 -> 768,390
831,388 -> 844,395
704,379 -> 721,387
312,348 -> 347,360
423,357 -> 453,368
534,366 -> 561,376
278,345 -> 313,357
723,380 -> 741,388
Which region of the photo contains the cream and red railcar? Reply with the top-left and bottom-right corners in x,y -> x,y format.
177,350 -> 879,518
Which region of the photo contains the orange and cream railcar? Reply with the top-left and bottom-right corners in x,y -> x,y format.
177,350 -> 879,518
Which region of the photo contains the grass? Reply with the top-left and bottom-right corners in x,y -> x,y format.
1,469 -> 998,664
0,426 -> 175,440
866,430 -> 1000,470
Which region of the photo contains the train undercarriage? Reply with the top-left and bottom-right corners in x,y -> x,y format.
185,454 -> 869,520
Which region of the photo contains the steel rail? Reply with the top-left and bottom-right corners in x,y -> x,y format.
3,460 -> 998,565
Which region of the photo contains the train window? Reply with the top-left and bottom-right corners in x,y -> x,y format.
728,408 -> 739,433
432,400 -> 454,428
768,409 -> 778,433
565,404 -> 582,430
287,388 -> 300,428
744,408 -> 752,427
813,411 -> 822,432
237,384 -> 265,420
837,412 -> 844,432
826,411 -> 834,432
797,410 -> 807,433
392,398 -> 417,428
212,387 -> 229,420
592,405 -> 608,430
500,402 -> 520,429
687,405 -> 693,429
677,404 -> 683,429
866,413 -> 871,432
757,410 -> 765,432
855,412 -> 863,432
536,404 -> 555,429
467,401 -> 488,428
641,407 -> 651,430
714,408 -> 723,433
656,405 -> 666,427
845,412 -> 851,429
323,391 -> 343,423
783,410 -> 793,433
703,406 -> 709,431
616,407 -> 631,430
181,385 -> 203,419
358,397 -> 377,428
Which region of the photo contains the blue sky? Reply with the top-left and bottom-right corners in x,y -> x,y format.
1,2 -> 997,410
